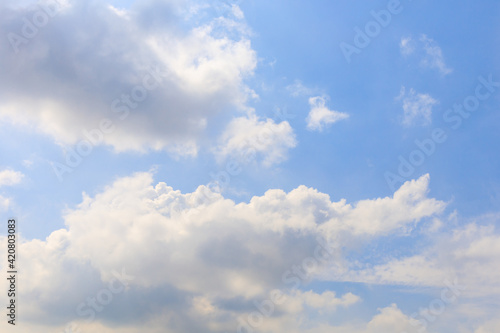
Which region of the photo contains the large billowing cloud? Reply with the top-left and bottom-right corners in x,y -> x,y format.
0,0 -> 257,155
1,172 -> 498,332
0,172 -> 450,332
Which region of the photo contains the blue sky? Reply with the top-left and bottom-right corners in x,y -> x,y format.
0,0 -> 499,332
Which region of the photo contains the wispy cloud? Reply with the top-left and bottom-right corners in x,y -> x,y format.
420,34 -> 453,75
399,36 -> 415,56
396,87 -> 438,126
286,80 -> 314,97
400,35 -> 453,75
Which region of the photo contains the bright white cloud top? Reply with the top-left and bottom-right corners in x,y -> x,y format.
0,170 -> 24,187
306,96 -> 349,132
0,173 -> 470,333
0,0 -> 256,155
214,112 -> 297,166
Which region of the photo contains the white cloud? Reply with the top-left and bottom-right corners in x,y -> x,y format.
327,221 -> 500,299
0,169 -> 24,187
0,172 -> 494,332
287,289 -> 360,312
420,35 -> 453,75
0,195 -> 10,211
400,36 -> 415,56
399,34 -> 452,75
396,87 -> 438,126
0,169 -> 24,211
249,303 -> 422,333
214,112 -> 297,166
0,172 -> 445,331
316,215 -> 500,332
231,4 -> 244,20
365,304 -> 417,333
317,220 -> 500,333
306,96 -> 349,132
0,0 -> 257,155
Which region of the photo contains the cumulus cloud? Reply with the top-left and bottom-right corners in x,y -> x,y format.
214,112 -> 297,166
306,96 -> 349,132
396,87 -> 438,126
0,0 -> 257,155
0,169 -> 24,187
364,304 -> 417,333
284,289 -> 360,313
0,172 -> 445,332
